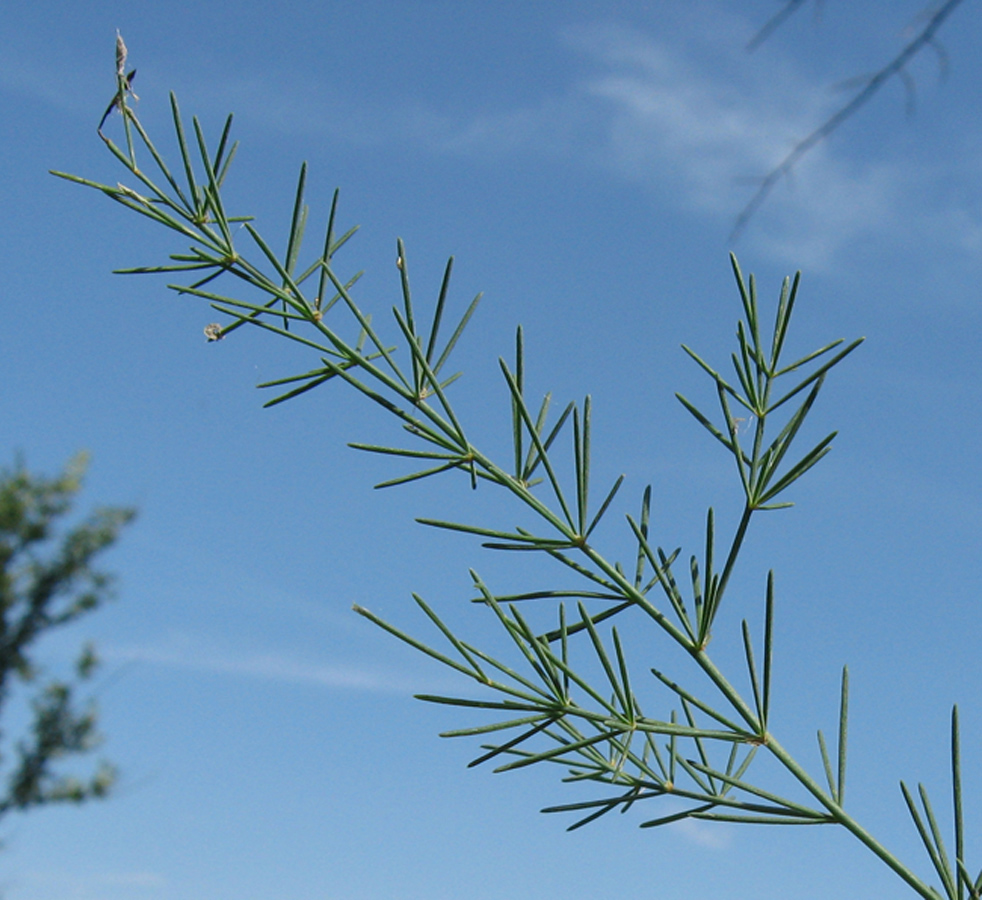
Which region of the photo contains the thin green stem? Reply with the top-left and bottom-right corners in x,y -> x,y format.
765,735 -> 938,900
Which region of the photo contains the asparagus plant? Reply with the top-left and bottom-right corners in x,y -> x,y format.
51,39 -> 980,900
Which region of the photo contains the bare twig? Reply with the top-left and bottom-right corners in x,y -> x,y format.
747,0 -> 811,52
733,0 -> 967,241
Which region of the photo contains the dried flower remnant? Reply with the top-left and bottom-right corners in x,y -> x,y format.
115,29 -> 127,76
98,31 -> 138,134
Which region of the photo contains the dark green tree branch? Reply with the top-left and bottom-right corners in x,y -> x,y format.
0,454 -> 134,817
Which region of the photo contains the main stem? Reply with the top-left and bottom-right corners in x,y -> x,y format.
765,735 -> 938,899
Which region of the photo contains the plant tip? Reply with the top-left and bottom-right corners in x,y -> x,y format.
115,30 -> 127,77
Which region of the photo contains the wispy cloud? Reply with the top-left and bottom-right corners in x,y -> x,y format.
557,19 -> 914,269
204,10 -> 923,269
33,7 -> 970,273
562,17 -> 806,199
106,632 -> 454,695
671,815 -> 732,850
15,868 -> 166,900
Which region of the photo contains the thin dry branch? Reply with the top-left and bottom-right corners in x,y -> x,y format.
746,0 -> 812,52
732,0 -> 967,241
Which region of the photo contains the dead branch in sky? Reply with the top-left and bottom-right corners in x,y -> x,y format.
733,0 -> 967,241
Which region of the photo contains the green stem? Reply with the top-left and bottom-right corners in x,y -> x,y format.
576,543 -> 762,733
765,734 -> 938,899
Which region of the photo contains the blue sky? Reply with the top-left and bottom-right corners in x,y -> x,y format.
2,1 -> 982,898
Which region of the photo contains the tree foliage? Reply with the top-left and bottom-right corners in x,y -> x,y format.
0,453 -> 134,818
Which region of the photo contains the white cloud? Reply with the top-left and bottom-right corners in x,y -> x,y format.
105,632 -> 453,695
99,7 -> 974,272
557,19 -> 914,270
371,13 -> 927,269
671,815 -> 733,850
16,868 -> 166,900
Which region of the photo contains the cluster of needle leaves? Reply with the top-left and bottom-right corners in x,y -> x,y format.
53,54 -> 982,900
